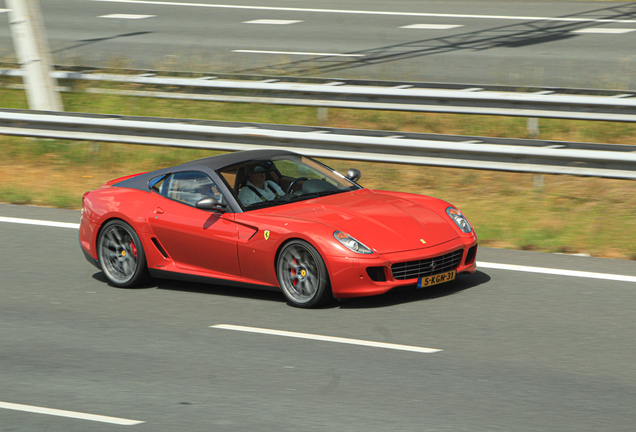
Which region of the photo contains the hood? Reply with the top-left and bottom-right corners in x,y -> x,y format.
266,189 -> 459,254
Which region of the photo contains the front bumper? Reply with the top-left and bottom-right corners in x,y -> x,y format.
326,237 -> 478,299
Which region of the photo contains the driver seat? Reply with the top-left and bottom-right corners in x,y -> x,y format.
233,166 -> 248,194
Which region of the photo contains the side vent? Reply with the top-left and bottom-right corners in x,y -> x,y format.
366,266 -> 387,282
151,238 -> 170,259
465,245 -> 478,266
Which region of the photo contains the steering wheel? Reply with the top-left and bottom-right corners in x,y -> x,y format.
286,177 -> 308,195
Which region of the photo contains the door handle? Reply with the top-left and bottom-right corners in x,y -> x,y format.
154,207 -> 164,214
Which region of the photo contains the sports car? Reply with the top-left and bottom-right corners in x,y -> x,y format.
79,149 -> 478,307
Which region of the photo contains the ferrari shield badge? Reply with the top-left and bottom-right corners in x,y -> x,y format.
420,239 -> 426,245
264,230 -> 270,241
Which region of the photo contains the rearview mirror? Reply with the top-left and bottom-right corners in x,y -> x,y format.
346,168 -> 362,182
195,197 -> 227,212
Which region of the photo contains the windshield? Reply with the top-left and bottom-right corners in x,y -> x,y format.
217,154 -> 361,210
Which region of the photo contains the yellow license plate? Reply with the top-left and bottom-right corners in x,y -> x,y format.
417,270 -> 456,288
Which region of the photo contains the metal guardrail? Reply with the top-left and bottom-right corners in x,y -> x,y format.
1,108 -> 635,180
2,67 -> 636,122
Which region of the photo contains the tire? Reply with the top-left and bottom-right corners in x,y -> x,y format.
276,240 -> 332,308
97,220 -> 148,288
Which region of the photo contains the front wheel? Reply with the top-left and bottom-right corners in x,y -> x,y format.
97,220 -> 148,288
276,240 -> 332,308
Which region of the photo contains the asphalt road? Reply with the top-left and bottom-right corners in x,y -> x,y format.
1,203 -> 635,431
2,1 -> 636,88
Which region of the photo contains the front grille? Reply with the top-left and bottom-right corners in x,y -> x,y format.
391,249 -> 463,280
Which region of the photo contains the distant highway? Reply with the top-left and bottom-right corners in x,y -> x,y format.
1,203 -> 635,431
2,0 -> 636,88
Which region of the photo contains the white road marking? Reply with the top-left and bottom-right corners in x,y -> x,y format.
99,13 -> 156,19
232,50 -> 364,57
0,216 -> 79,229
90,1 -> 636,23
1,216 -> 634,284
211,324 -> 442,353
400,24 -> 464,30
478,262 -> 636,283
243,19 -> 303,25
572,28 -> 636,34
0,8 -> 10,13
0,401 -> 144,425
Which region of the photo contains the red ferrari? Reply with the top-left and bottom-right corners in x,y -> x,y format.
80,149 -> 477,307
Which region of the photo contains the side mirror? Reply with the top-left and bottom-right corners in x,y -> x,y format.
346,168 -> 362,183
195,196 -> 227,212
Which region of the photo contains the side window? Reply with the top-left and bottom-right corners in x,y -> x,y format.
155,172 -> 223,206
150,175 -> 167,193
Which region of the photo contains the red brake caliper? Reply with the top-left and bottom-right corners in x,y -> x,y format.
291,258 -> 297,285
130,241 -> 138,258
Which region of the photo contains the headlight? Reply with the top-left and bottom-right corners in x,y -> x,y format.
446,207 -> 472,233
334,231 -> 373,254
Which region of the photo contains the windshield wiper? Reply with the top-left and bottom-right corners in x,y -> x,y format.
286,189 -> 347,202
244,200 -> 286,210
313,189 -> 347,197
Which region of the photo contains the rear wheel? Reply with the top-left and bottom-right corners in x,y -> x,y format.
97,220 -> 148,288
276,240 -> 332,308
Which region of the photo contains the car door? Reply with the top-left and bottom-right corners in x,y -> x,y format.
147,171 -> 240,278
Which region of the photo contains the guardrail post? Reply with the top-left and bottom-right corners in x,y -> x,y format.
6,0 -> 63,111
527,117 -> 539,138
317,107 -> 328,124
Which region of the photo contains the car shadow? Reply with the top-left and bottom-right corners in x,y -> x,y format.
92,270 -> 490,308
157,279 -> 288,303
336,271 -> 491,309
93,271 -> 286,303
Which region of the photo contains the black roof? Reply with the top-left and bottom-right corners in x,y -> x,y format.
177,148 -> 296,170
112,149 -> 299,192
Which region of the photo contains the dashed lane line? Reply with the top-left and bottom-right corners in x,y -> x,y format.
400,24 -> 464,30
211,324 -> 442,353
477,262 -> 636,283
572,28 -> 636,34
242,19 -> 303,25
232,50 -> 364,57
0,216 -> 79,229
0,401 -> 144,425
99,13 -> 156,19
